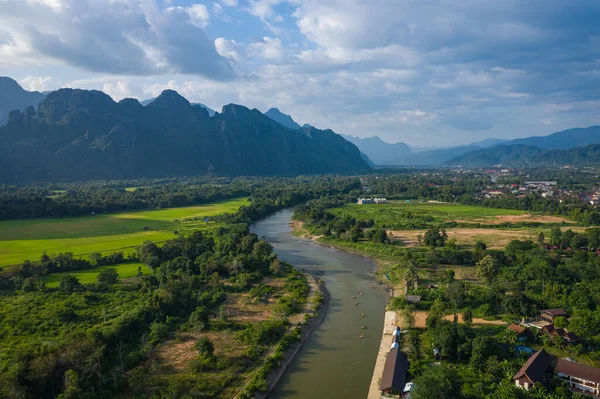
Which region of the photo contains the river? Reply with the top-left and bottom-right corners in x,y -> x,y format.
250,209 -> 387,399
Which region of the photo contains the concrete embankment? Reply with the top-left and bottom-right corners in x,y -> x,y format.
367,309 -> 398,399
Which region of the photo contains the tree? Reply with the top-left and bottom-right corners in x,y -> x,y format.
58,275 -> 80,294
137,240 -> 161,269
476,255 -> 499,286
97,268 -> 118,285
412,365 -> 461,399
402,305 -> 416,329
553,316 -> 569,328
550,226 -> 562,246
470,336 -> 490,370
57,369 -> 82,399
371,228 -> 388,243
195,337 -> 215,357
403,261 -> 418,288
463,308 -> 473,326
349,224 -> 362,242
408,329 -> 421,358
537,232 -> 545,247
423,227 -> 448,247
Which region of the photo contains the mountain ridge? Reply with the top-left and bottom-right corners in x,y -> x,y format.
0,77 -> 47,125
0,88 -> 370,182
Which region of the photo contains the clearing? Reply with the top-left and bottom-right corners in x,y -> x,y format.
0,197 -> 248,266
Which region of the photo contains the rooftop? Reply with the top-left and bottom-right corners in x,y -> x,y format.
380,349 -> 408,392
513,349 -> 553,384
556,358 -> 600,383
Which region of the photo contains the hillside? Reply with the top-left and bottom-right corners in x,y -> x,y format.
0,89 -> 370,182
0,77 -> 46,125
447,143 -> 600,167
505,125 -> 600,149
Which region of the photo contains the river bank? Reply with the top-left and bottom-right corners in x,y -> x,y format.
256,275 -> 330,398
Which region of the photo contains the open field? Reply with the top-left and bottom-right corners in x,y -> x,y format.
329,201 -> 575,230
40,262 -> 150,288
389,227 -> 586,249
0,197 -> 248,266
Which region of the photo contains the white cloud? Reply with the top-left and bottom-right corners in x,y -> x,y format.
215,38 -> 241,62
19,75 -> 53,92
25,0 -> 67,13
221,0 -> 238,6
102,81 -> 134,101
248,37 -> 284,61
167,4 -> 209,28
0,0 -> 234,79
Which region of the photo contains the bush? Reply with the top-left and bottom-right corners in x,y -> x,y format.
149,322 -> 169,344
97,268 -> 119,285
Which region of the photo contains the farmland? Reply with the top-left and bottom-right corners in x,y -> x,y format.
0,197 -> 248,266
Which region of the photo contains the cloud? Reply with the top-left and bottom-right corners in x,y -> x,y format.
215,38 -> 241,62
19,76 -> 53,92
248,37 -> 284,61
102,81 -> 135,101
0,0 -> 234,79
221,0 -> 238,6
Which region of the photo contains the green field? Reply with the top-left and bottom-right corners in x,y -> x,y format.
0,197 -> 248,266
41,262 -> 150,288
328,201 -> 561,230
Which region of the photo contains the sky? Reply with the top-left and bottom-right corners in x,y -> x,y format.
1,0 -> 599,147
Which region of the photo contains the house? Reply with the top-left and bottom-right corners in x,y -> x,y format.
513,349 -> 554,390
374,197 -> 387,204
380,349 -> 408,395
357,197 -> 374,205
541,324 -> 578,344
539,308 -> 568,323
556,358 -> 600,396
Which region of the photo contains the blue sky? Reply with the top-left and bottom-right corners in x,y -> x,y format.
1,0 -> 599,147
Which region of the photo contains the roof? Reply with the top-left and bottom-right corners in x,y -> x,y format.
508,324 -> 527,334
541,309 -> 567,317
556,359 -> 600,383
380,349 -> 408,392
513,349 -> 553,384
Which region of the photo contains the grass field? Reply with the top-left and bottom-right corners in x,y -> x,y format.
0,197 -> 248,266
40,262 -> 150,288
329,201 -> 574,230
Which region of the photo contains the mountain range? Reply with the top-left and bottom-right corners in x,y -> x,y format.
0,77 -> 46,125
446,126 -> 600,167
141,97 -> 216,116
0,88 -> 369,182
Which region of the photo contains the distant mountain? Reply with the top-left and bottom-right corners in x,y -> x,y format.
0,77 -> 46,125
504,126 -> 600,150
0,89 -> 370,182
446,125 -> 600,167
447,143 -> 600,168
264,108 -> 301,129
342,135 -> 412,165
141,97 -> 216,116
469,138 -> 507,148
446,145 -> 544,167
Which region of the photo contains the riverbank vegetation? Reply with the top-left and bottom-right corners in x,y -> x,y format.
0,176 -> 357,398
